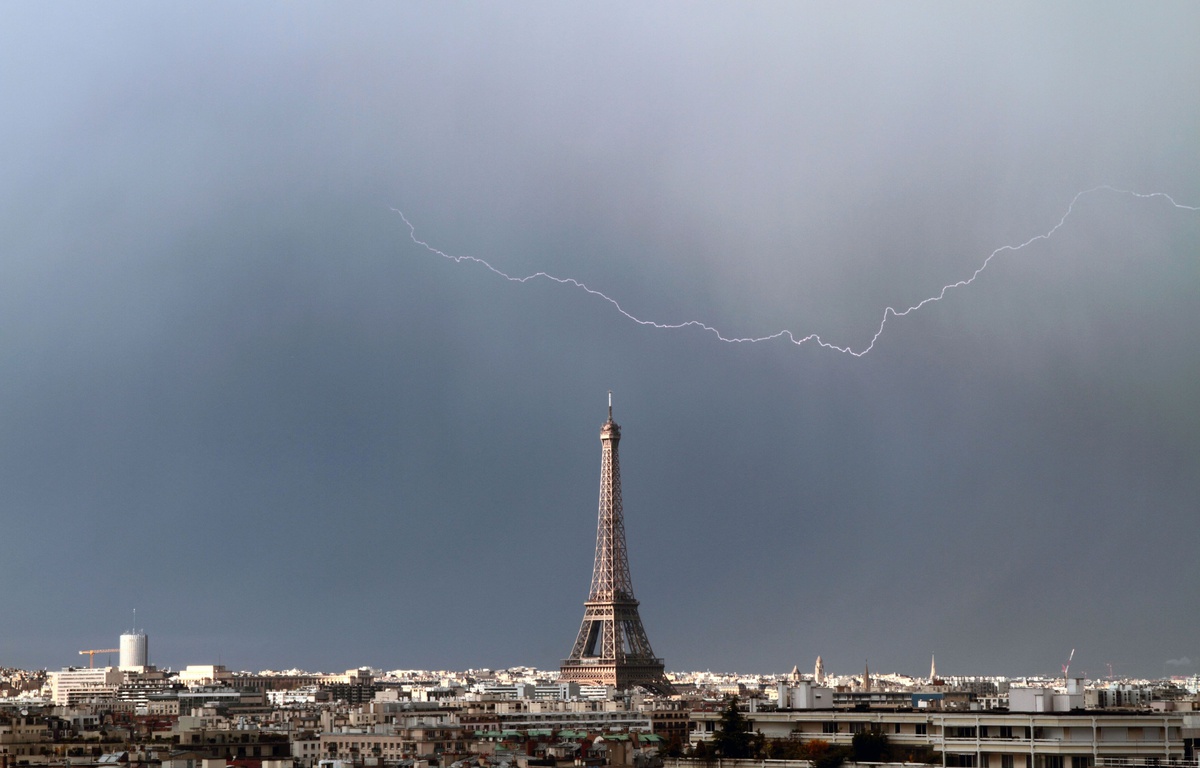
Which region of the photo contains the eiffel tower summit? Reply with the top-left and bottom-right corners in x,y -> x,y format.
559,394 -> 673,694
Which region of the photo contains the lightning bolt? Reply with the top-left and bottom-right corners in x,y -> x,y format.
393,186 -> 1198,357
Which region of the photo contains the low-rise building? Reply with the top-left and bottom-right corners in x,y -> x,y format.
689,706 -> 1194,768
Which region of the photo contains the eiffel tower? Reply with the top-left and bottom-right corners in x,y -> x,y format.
559,395 -> 673,694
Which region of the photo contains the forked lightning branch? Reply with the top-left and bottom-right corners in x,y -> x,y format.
394,186 -> 1197,357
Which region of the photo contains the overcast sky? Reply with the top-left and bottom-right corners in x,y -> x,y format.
2,2 -> 1198,680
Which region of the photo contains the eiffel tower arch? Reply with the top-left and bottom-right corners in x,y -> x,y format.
559,395 -> 673,694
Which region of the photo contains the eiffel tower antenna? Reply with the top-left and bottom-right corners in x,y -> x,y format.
559,395 -> 673,694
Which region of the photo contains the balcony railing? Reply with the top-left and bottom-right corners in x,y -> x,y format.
1096,759 -> 1198,768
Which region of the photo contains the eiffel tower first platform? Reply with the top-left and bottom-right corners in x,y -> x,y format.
559,395 -> 673,695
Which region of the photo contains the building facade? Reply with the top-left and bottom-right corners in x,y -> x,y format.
689,707 -> 1197,768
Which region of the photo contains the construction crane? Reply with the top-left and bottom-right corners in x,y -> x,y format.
78,649 -> 119,668
1062,648 -> 1076,681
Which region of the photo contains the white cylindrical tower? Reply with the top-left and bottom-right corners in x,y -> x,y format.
119,632 -> 148,669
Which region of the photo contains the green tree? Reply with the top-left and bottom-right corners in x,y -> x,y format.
814,748 -> 851,768
665,734 -> 685,758
765,738 -> 806,760
711,697 -> 754,759
751,731 -> 766,759
851,730 -> 891,763
806,739 -> 851,768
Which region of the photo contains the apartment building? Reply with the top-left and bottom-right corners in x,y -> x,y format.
689,707 -> 1197,768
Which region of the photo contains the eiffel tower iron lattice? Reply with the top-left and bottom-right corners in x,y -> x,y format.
559,395 -> 673,694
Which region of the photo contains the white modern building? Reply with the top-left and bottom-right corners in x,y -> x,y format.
689,706 -> 1197,768
777,680 -> 835,709
119,631 -> 148,670
47,667 -> 123,705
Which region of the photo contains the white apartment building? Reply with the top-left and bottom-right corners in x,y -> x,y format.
175,665 -> 234,686
47,667 -> 123,706
689,707 -> 1197,768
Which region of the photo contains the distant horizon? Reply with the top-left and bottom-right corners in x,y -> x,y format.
14,655 -> 1193,684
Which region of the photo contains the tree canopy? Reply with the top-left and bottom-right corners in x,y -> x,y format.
712,697 -> 754,759
851,729 -> 892,763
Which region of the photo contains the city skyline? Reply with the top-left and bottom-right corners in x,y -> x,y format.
10,647 -> 1194,686
2,3 -> 1198,678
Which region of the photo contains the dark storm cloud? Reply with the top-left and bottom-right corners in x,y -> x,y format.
1,2 -> 1197,678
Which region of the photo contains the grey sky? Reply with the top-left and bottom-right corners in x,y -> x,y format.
1,2 -> 1197,680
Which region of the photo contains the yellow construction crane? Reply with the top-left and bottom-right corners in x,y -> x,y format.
78,649 -> 119,668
